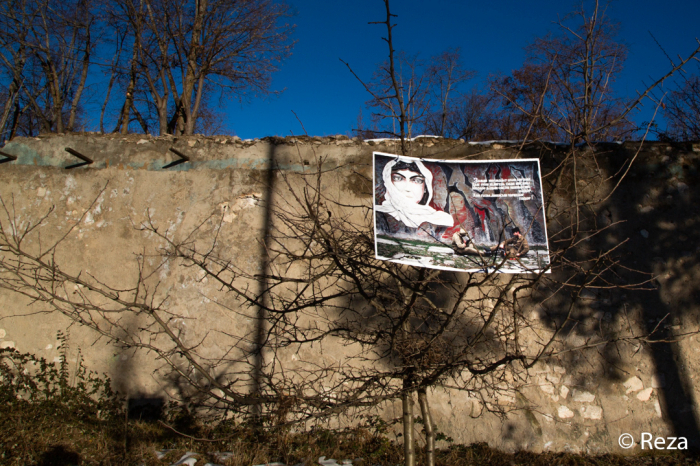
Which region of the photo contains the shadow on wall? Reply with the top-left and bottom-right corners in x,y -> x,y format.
621,144 -> 700,449
252,141 -> 277,420
117,141 -> 279,423
537,142 -> 700,450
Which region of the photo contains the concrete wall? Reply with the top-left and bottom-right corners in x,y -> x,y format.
2,133 -> 700,454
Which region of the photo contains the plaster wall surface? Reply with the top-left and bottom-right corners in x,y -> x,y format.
2,133 -> 700,454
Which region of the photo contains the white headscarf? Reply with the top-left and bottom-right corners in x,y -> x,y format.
376,157 -> 454,228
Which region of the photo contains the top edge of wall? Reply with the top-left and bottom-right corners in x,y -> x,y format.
2,133 -> 699,172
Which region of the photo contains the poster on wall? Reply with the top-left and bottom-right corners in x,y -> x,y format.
373,152 -> 550,273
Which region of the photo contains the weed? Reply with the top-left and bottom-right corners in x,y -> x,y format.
1,344 -> 697,464
0,340 -> 123,464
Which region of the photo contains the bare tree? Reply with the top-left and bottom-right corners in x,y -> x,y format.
491,0 -> 700,147
342,1 -> 432,155
0,0 -> 34,140
0,0 -> 99,137
661,65 -> 700,141
344,29 -> 479,147
421,49 -> 476,138
109,0 -> 294,136
438,88 -> 501,141
0,0 -> 294,137
351,107 -> 380,140
489,64 -> 562,141
346,52 -> 431,153
24,0 -> 95,133
491,1 -> 638,144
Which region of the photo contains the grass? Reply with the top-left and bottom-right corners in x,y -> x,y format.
1,345 -> 698,465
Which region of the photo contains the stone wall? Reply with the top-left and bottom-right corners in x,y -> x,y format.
1,133 -> 700,454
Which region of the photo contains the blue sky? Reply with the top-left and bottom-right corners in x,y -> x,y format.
219,1 -> 700,139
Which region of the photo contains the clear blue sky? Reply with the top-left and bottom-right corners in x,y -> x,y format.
221,0 -> 699,139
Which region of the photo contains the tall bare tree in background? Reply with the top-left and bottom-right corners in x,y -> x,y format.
0,0 -> 95,138
420,49 -> 476,138
345,53 -> 430,153
495,0 -> 699,148
0,0 -> 32,139
491,1 -> 695,145
0,0 -> 294,138
346,36 -> 479,145
491,1 -> 636,144
435,89 -> 495,141
430,1 -> 700,144
348,1 -> 638,144
660,63 -> 700,141
105,0 -> 294,136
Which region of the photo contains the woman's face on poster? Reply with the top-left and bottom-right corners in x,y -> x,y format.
391,169 -> 426,204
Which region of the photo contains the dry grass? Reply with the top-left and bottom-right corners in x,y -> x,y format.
1,347 -> 698,465
2,407 -> 698,465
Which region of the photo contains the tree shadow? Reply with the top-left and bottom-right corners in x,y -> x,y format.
252,140 -> 278,420
534,141 -> 700,451
38,445 -> 81,466
614,142 -> 700,449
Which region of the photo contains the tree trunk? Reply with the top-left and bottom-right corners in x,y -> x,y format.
68,24 -> 91,132
187,75 -> 205,135
379,0 -> 407,154
119,44 -> 140,134
101,31 -> 124,133
402,384 -> 415,466
157,99 -> 168,135
118,1 -> 147,134
418,387 -> 435,466
100,74 -> 116,133
8,99 -> 21,139
131,105 -> 149,134
0,79 -> 22,140
141,0 -> 171,135
167,100 -> 185,135
172,0 -> 206,136
0,45 -> 27,138
41,59 -> 63,133
23,84 -> 52,133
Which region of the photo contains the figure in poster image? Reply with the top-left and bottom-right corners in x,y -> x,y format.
452,227 -> 481,256
490,226 -> 529,258
375,157 -> 454,229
